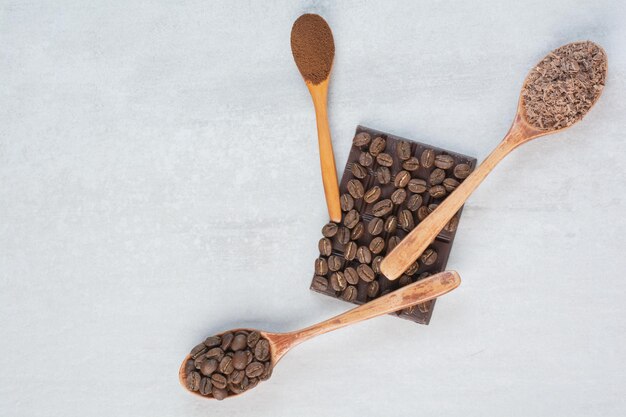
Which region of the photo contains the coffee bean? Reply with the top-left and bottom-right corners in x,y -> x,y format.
388,236 -> 401,252
343,267 -> 359,285
347,179 -> 364,199
444,177 -> 461,192
420,248 -> 438,266
351,163 -> 368,179
220,333 -> 234,351
367,281 -> 380,298
454,163 -> 471,179
404,261 -> 420,276
357,264 -> 375,282
418,302 -> 431,313
336,227 -> 350,245
376,153 -> 393,167
434,154 -> 455,169
344,241 -> 357,261
248,377 -> 259,390
211,373 -> 228,389
185,359 -> 196,375
328,255 -> 344,272
254,340 -> 270,361
429,168 -> 445,185
321,222 -> 338,237
384,216 -> 397,233
340,194 -> 354,212
187,371 -> 201,391
368,218 -> 383,235
232,351 -> 249,371
372,256 -> 384,274
314,257 -> 328,276
372,199 -> 393,217
318,237 -> 332,256
364,186 -> 381,204
429,185 -> 447,198
342,286 -> 358,301
204,336 -> 222,348
376,166 -> 391,184
407,194 -> 423,211
344,209 -> 360,229
245,362 -> 265,378
311,275 -> 329,291
370,237 -> 385,254
199,377 -> 212,396
359,152 -> 373,167
194,353 -> 208,369
330,271 -> 347,291
353,131 -> 371,147
408,178 -> 427,193
444,214 -> 460,232
399,209 -> 415,231
421,149 -> 435,168
369,136 -> 386,156
247,331 -> 260,348
228,369 -> 245,384
200,359 -> 218,376
396,140 -> 412,160
391,188 -> 407,205
394,170 -> 411,188
417,206 -> 430,221
356,246 -> 372,264
399,274 -> 412,287
219,356 -> 234,375
402,157 -> 420,171
191,343 -> 208,359
350,222 -> 365,240
260,362 -> 273,381
428,203 -> 438,212
206,347 -> 224,361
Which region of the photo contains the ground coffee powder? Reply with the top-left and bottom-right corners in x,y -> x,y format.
290,14 -> 334,84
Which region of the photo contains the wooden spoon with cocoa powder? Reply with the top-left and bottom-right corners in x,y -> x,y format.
291,14 -> 342,222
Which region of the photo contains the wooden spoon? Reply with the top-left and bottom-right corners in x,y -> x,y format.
179,270 -> 461,400
380,41 -> 608,281
291,14 -> 342,222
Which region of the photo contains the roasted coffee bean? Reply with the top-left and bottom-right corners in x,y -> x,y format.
344,209 -> 360,229
200,359 -> 219,376
429,168 -> 445,185
368,217 -> 383,235
199,377 -> 212,396
260,362 -> 273,381
420,248 -> 438,266
245,362 -> 265,378
444,215 -> 460,232
376,153 -> 393,167
418,302 -> 431,313
228,369 -> 245,384
347,179 -> 364,199
370,237 -> 385,255
394,170 -> 411,188
359,152 -> 373,167
220,333 -> 234,351
344,241 -> 357,261
408,178 -> 427,193
429,185 -> 447,198
399,209 -> 415,231
369,136 -> 386,156
434,154 -> 455,169
194,353 -> 208,369
421,149 -> 435,168
211,373 -> 228,390
376,166 -> 391,184
344,267 -> 359,285
342,286 -> 358,301
407,194 -> 423,211
350,222 -> 365,240
351,163 -> 368,179
340,194 -> 354,212
231,333 -> 248,351
206,347 -> 225,361
391,188 -> 407,205
417,206 -> 430,221
311,275 -> 329,291
314,257 -> 328,276
191,343 -> 208,359
353,131 -> 371,147
357,264 -> 375,282
330,271 -> 347,291
443,178 -> 460,192
396,140 -> 412,160
404,261 -> 420,276
187,371 -> 201,391
247,331 -> 260,348
232,351 -> 249,371
454,163 -> 471,179
372,199 -> 393,217
336,227 -> 350,245
364,186 -> 382,204
402,157 -> 420,171
254,340 -> 270,361
384,215 -> 398,233
428,203 -> 438,212
185,359 -> 196,375
204,336 -> 222,348
212,387 -> 228,401
318,237 -> 332,256
321,222 -> 338,237
356,246 -> 372,264
388,236 -> 401,252
399,274 -> 412,287
219,356 -> 235,375
367,281 -> 380,298
328,255 -> 344,272
372,256 -> 384,274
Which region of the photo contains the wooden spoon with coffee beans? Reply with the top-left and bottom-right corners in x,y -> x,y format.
180,270 -> 461,400
381,41 -> 607,280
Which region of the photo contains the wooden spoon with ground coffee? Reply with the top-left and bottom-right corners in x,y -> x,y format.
291,14 -> 342,222
381,41 -> 608,280
179,270 -> 461,400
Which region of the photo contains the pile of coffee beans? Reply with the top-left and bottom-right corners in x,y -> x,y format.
311,127 -> 475,324
183,330 -> 272,400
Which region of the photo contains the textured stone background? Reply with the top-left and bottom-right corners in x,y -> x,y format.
1,1 -> 625,416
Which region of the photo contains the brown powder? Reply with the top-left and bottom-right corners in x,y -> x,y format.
521,41 -> 607,130
290,14 -> 334,84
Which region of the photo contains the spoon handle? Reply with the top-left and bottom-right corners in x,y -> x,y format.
289,271 -> 460,344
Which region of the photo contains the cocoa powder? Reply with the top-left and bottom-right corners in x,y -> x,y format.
290,14 -> 334,84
